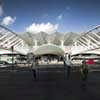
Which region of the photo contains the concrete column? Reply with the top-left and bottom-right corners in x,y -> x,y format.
47,40 -> 51,44
74,42 -> 77,47
33,40 -> 38,50
61,40 -> 64,47
60,40 -> 65,51
34,40 -> 38,47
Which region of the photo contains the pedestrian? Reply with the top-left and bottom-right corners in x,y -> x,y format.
64,57 -> 71,80
67,65 -> 71,79
80,60 -> 88,81
32,68 -> 36,80
31,57 -> 37,80
80,60 -> 88,91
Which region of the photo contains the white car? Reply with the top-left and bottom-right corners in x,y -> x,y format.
0,61 -> 11,68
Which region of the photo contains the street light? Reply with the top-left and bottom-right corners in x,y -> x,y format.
11,46 -> 14,70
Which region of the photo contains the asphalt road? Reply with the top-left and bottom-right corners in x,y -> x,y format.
0,64 -> 100,100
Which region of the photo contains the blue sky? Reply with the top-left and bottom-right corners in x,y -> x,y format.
1,0 -> 100,33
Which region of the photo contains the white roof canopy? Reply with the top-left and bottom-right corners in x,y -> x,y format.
34,44 -> 65,56
0,49 -> 17,55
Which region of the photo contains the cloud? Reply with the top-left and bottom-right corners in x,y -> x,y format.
57,14 -> 63,20
26,22 -> 59,34
1,16 -> 16,26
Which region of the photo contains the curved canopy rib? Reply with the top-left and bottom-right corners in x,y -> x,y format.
0,25 -> 29,55
34,44 -> 65,56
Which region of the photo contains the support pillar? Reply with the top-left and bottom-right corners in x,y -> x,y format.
60,40 -> 65,51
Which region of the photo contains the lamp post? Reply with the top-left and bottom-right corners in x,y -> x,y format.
11,46 -> 14,70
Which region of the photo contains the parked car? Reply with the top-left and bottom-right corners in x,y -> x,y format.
0,61 -> 10,67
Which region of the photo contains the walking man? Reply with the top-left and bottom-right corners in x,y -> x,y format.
80,60 -> 88,81
31,56 -> 37,80
80,60 -> 88,91
64,57 -> 71,80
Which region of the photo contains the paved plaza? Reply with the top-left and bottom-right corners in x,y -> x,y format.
0,64 -> 99,100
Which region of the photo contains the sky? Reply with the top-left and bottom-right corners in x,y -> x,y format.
0,0 -> 100,33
